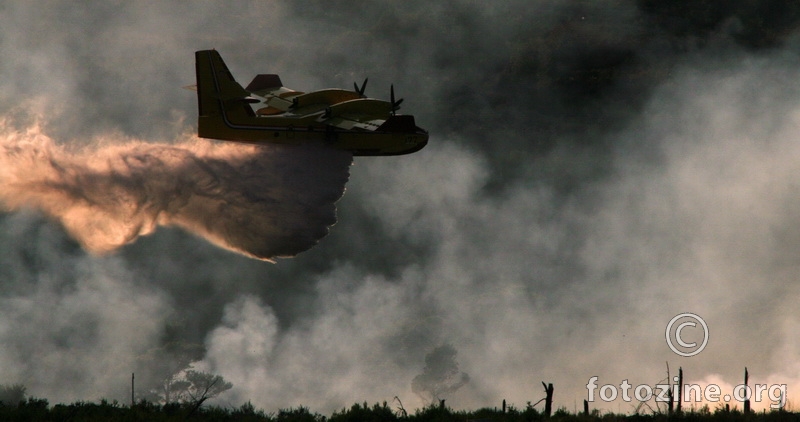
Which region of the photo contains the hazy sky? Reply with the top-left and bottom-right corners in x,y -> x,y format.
1,0 -> 800,414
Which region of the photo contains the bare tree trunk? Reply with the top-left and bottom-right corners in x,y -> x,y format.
542,382 -> 554,417
744,368 -> 751,414
676,367 -> 683,414
668,389 -> 674,415
667,362 -> 673,415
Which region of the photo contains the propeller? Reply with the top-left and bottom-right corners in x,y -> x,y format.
390,84 -> 404,115
353,78 -> 368,97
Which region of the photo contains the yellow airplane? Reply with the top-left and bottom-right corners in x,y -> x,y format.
194,50 -> 428,156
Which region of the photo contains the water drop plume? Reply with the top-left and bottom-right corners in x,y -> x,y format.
0,121 -> 352,260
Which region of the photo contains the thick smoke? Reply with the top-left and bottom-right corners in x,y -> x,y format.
0,122 -> 351,260
1,0 -> 800,416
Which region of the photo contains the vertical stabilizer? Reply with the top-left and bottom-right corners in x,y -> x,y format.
194,50 -> 255,140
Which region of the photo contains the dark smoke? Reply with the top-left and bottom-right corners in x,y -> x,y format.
0,122 -> 351,261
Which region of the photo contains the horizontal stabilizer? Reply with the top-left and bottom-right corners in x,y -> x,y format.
246,74 -> 283,92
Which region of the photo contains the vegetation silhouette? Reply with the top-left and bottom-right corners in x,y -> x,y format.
0,394 -> 795,422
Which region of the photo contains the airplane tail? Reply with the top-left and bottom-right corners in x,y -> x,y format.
194,50 -> 257,140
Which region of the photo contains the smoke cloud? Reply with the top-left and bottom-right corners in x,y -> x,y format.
1,0 -> 800,416
0,121 -> 351,261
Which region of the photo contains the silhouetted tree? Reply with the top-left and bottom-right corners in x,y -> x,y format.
137,342 -> 204,404
185,371 -> 233,406
411,344 -> 469,405
144,369 -> 232,408
184,370 -> 233,416
0,384 -> 26,406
